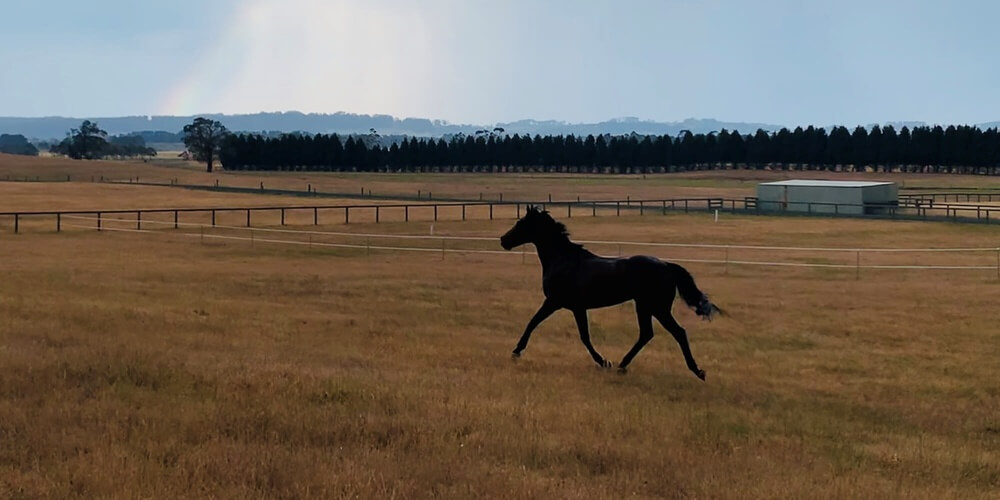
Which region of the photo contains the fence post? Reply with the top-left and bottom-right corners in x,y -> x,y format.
996,248 -> 999,280
593,202 -> 597,217
97,212 -> 101,231
57,213 -> 61,232
246,209 -> 251,227
434,205 -> 438,221
616,201 -> 620,216
568,203 -> 572,218
489,204 -> 493,220
684,200 -> 689,213
662,200 -> 666,215
639,201 -> 644,216
856,250 -> 861,280
281,208 -> 286,225
314,207 -> 318,225
375,206 -> 380,224
212,210 -> 216,227
14,214 -> 19,234
345,207 -> 350,224
174,210 -> 178,229
517,203 -> 520,218
461,205 -> 465,221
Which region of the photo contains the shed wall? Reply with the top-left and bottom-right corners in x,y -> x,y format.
757,185 -> 867,214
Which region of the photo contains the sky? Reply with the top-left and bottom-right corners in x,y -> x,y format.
1,0 -> 998,127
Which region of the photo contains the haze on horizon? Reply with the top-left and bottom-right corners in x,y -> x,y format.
1,0 -> 998,128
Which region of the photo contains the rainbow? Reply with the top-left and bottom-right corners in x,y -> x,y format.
157,3 -> 265,115
155,0 -> 432,119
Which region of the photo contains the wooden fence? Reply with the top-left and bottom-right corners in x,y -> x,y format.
3,196 -> 1000,234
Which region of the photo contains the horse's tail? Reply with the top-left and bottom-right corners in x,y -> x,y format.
669,262 -> 723,321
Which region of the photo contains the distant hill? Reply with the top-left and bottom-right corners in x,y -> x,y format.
4,112 -> 995,143
0,112 -> 786,141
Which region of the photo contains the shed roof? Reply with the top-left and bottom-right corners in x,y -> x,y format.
758,180 -> 895,188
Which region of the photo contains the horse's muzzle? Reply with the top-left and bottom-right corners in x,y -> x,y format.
500,236 -> 513,251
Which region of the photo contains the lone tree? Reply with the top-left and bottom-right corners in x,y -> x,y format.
182,117 -> 229,172
54,120 -> 108,159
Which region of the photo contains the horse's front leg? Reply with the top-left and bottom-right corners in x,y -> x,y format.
512,300 -> 558,357
573,309 -> 612,368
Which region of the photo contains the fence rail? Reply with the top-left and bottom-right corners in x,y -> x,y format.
899,192 -> 1000,203
3,195 -> 1000,234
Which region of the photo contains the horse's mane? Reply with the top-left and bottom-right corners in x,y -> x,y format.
537,211 -> 584,250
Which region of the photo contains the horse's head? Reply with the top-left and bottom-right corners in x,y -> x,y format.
500,205 -> 556,250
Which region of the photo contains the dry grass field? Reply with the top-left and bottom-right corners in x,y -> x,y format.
2,207 -> 999,498
2,154 -> 1000,498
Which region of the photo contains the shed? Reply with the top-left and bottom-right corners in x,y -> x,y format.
756,180 -> 898,215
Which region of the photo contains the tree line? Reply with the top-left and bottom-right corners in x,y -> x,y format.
219,125 -> 1000,174
48,121 -> 157,160
39,118 -> 228,172
0,134 -> 39,156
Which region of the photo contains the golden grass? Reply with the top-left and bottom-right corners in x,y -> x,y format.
1,212 -> 999,498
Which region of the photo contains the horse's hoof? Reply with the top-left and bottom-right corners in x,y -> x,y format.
695,369 -> 706,381
511,351 -> 521,359
617,366 -> 628,375
600,359 -> 613,369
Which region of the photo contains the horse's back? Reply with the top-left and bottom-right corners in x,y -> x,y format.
621,255 -> 678,299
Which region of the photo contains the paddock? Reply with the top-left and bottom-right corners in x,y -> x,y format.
2,210 -> 998,498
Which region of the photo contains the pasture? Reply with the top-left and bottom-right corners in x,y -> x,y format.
1,155 -> 999,498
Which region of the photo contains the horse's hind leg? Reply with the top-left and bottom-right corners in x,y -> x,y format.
617,302 -> 654,373
573,309 -> 612,368
654,309 -> 706,381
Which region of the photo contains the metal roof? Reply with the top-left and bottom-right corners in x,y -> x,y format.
758,180 -> 896,188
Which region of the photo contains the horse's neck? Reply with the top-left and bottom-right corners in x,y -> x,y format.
533,237 -> 579,270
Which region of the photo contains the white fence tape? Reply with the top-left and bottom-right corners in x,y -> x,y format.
62,217 -> 1000,273
61,215 -> 1000,254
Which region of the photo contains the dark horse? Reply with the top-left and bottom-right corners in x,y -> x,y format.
499,206 -> 722,380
